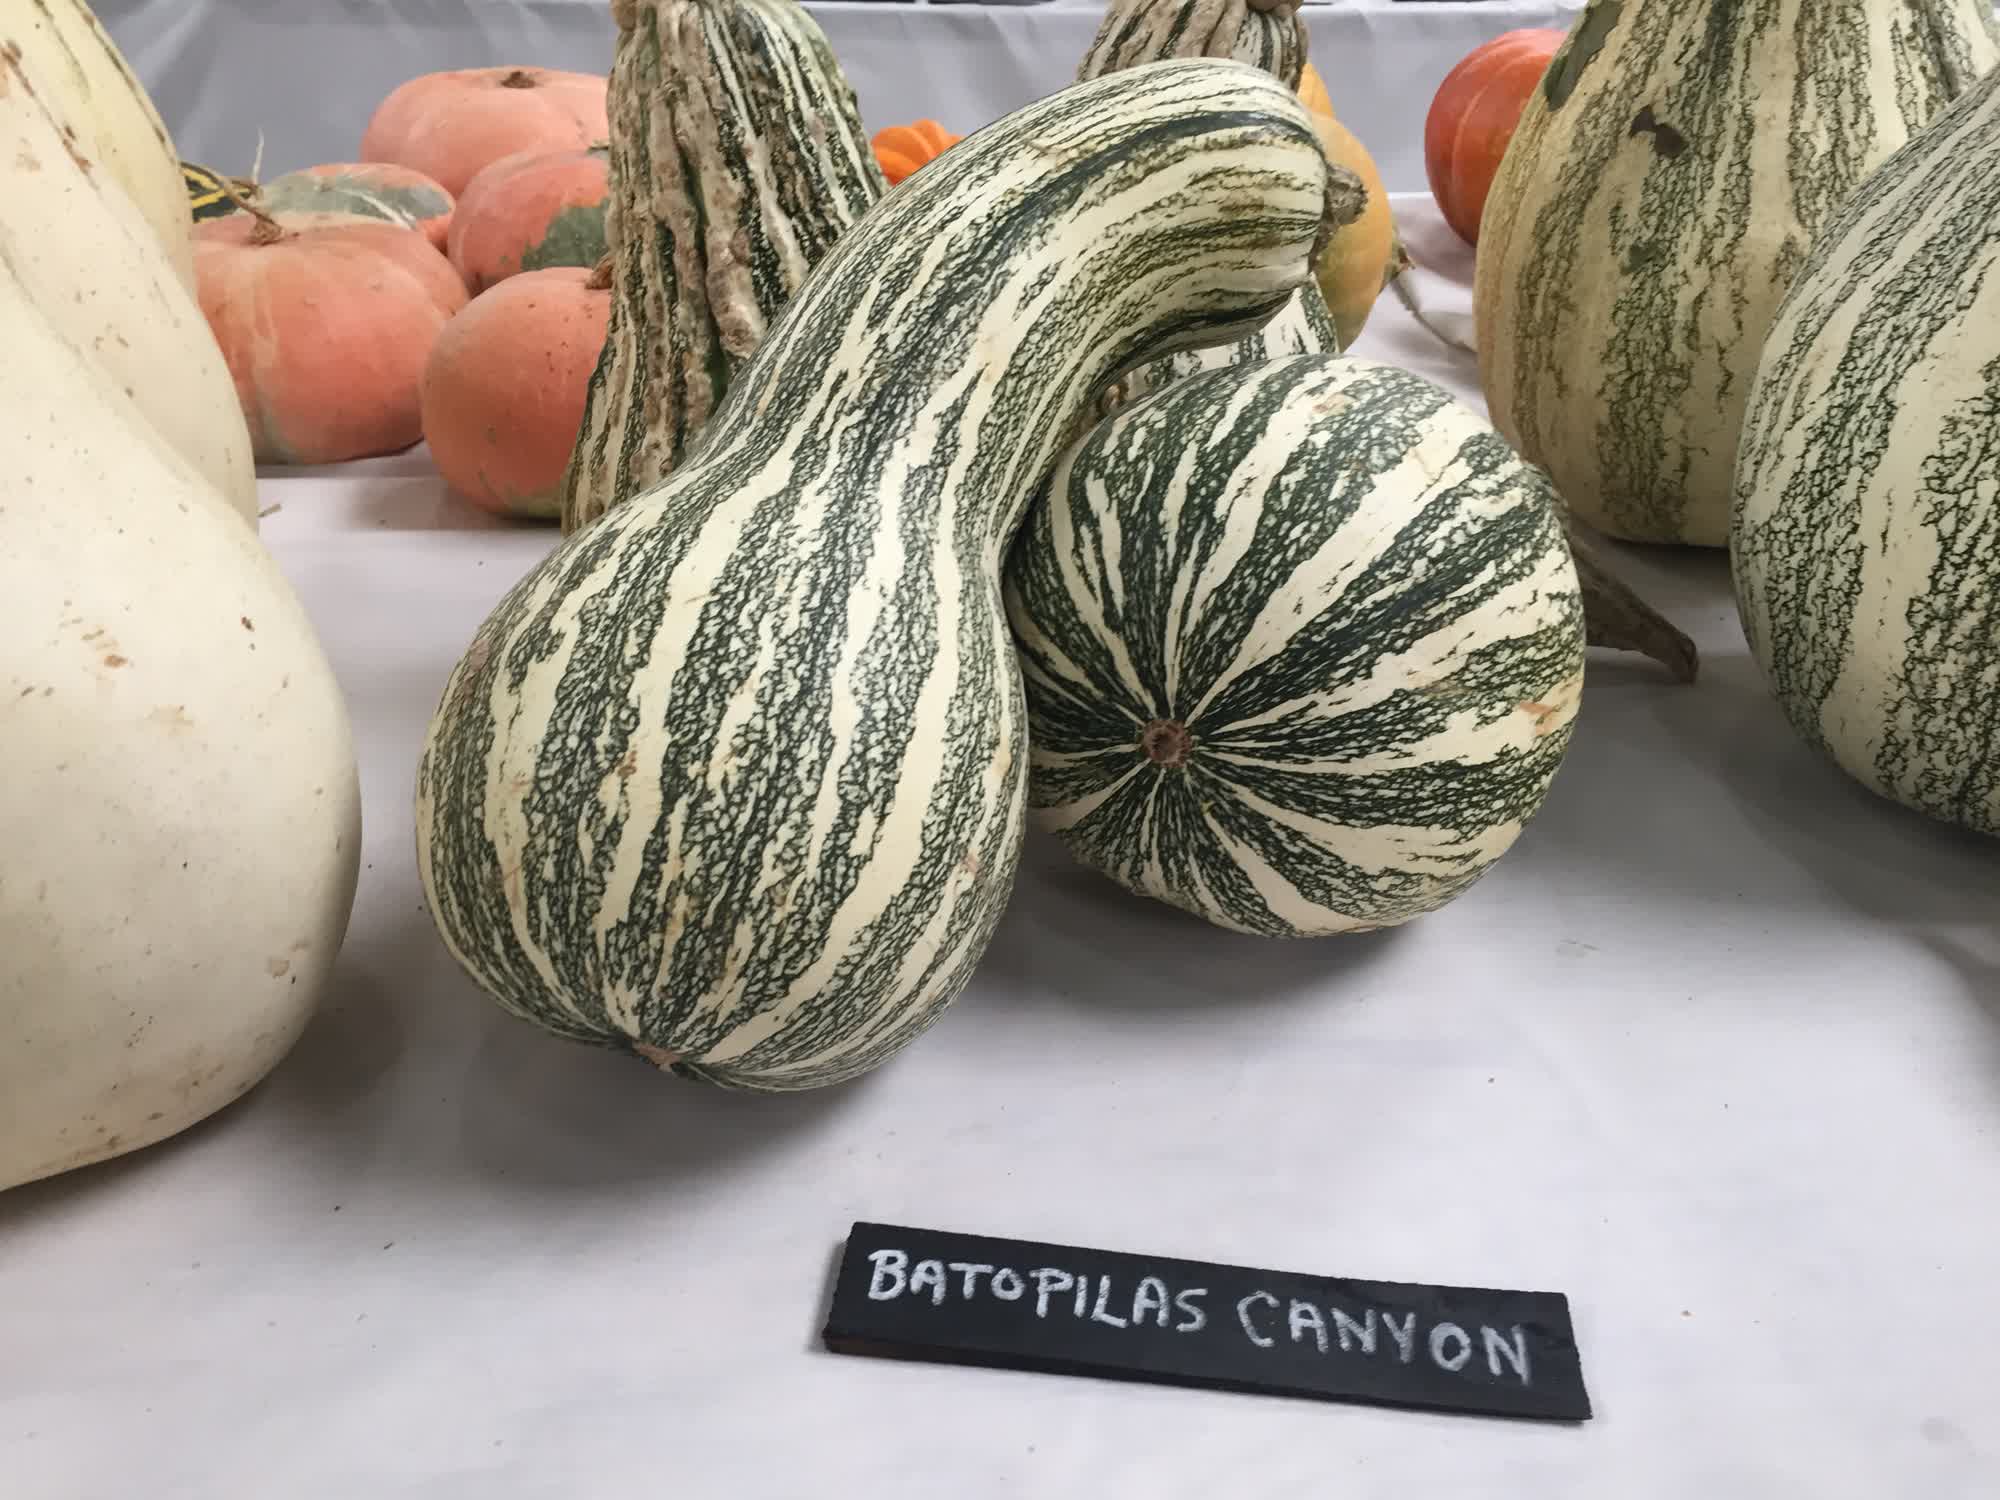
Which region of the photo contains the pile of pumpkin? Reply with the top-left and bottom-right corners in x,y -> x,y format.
180,56 -> 1411,520
184,65 -> 614,509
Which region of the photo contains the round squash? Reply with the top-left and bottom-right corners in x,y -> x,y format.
448,145 -> 609,293
195,213 -> 468,464
1007,354 -> 1584,937
361,67 -> 609,197
421,262 -> 613,520
1297,60 -> 1334,117
1305,110 -> 1394,348
1423,29 -> 1564,246
873,120 -> 959,184
1733,61 -> 2000,835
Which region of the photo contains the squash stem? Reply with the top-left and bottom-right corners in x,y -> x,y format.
1565,519 -> 1700,682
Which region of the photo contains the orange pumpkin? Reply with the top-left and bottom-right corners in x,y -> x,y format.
1294,72 -> 1396,347
194,214 -> 468,464
873,120 -> 959,185
361,67 -> 609,197
420,263 -> 613,520
1424,29 -> 1565,245
448,145 -> 610,294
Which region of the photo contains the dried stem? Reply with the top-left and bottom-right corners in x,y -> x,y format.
1565,517 -> 1700,682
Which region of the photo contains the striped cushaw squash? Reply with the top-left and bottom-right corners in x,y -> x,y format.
1077,0 -> 1351,415
1733,65 -> 2000,836
1475,0 -> 2000,549
414,61 -> 1332,1089
1006,355 -> 1584,936
558,0 -> 886,533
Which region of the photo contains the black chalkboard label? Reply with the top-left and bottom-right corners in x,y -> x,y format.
822,1222 -> 1590,1422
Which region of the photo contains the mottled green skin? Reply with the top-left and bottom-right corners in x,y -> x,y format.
519,200 -> 610,274
416,63 -> 1330,1088
1476,0 -> 1998,548
1006,355 -> 1585,937
1733,64 -> 2000,835
259,166 -> 453,233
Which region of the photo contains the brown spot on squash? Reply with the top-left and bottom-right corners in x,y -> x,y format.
102,653 -> 128,668
1630,106 -> 1687,159
633,1041 -> 681,1069
1518,699 -> 1567,736
266,957 -> 291,978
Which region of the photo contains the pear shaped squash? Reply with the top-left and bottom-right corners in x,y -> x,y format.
1,34 -> 257,523
1475,0 -> 2000,547
0,268 -> 362,1192
1733,64 -> 2000,835
4,0 -> 195,291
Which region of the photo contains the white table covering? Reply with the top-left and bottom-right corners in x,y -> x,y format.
4,198 -> 1998,1498
98,0 -> 1586,192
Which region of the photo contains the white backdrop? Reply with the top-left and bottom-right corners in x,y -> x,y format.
97,0 -> 1586,191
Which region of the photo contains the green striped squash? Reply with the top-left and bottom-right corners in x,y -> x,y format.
1006,354 -> 1584,936
1733,64 -> 2000,836
1080,0 -> 1308,88
1078,0 -> 1348,411
415,61 -> 1330,1088
558,0 -> 885,533
1475,0 -> 1999,548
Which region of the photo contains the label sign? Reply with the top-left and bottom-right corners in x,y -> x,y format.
822,1222 -> 1590,1422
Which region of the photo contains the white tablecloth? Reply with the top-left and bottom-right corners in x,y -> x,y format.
98,0 -> 1586,192
4,198 -> 1998,1498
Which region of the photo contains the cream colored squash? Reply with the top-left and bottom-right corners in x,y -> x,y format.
3,0 -> 195,292
0,38 -> 257,525
0,259 -> 361,1193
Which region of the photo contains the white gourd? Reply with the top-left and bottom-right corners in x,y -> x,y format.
0,260 -> 361,1193
0,40 -> 258,525
3,0 -> 195,292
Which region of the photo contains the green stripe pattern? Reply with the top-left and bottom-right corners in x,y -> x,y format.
1079,0 -> 1340,412
1005,354 -> 1585,937
559,0 -> 885,534
1079,0 -> 1309,90
416,61 -> 1331,1087
1475,0 -> 1998,548
1733,63 -> 2000,835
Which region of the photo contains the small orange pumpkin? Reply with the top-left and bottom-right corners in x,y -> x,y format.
361,67 -> 609,197
1424,29 -> 1566,245
873,120 -> 960,185
195,212 -> 468,464
448,145 -> 610,294
420,262 -> 614,520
